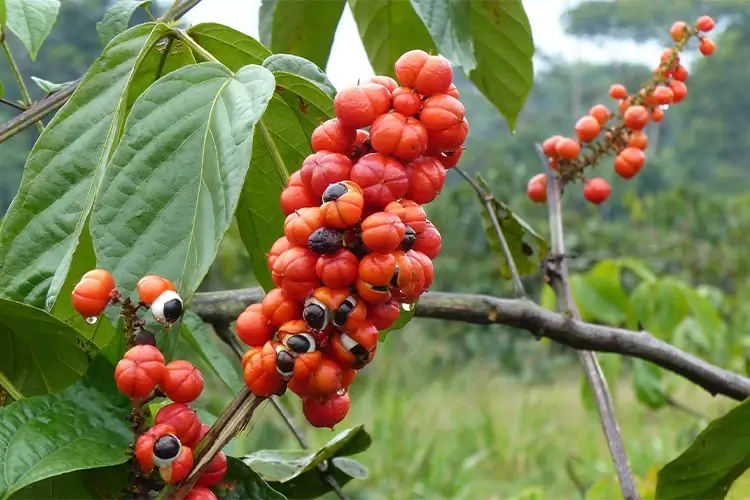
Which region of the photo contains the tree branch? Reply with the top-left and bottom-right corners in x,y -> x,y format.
454,165 -> 527,298
190,288 -> 750,401
539,144 -> 639,500
0,0 -> 205,145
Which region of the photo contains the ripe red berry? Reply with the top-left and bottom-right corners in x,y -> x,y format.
541,135 -> 562,158
614,147 -> 645,179
311,118 -> 357,155
527,173 -> 547,204
574,115 -> 601,142
361,212 -> 406,253
350,153 -> 409,210
161,360 -> 204,403
651,107 -> 665,122
627,130 -> 648,150
420,94 -> 468,151
669,80 -> 688,103
653,86 -> 674,105
154,403 -> 202,448
696,15 -> 715,32
306,358 -> 344,399
369,112 -> 429,160
280,171 -> 318,216
412,222 -> 441,259
315,249 -> 359,289
588,105 -> 609,126
394,50 -> 453,96
271,247 -> 320,301
284,207 -> 324,247
243,343 -> 286,396
405,156 -> 446,204
670,21 -> 688,42
583,178 -> 611,205
72,269 -> 115,317
555,138 -> 580,160
363,75 -> 399,93
436,147 -> 463,169
672,65 -> 689,81
185,487 -> 218,500
195,450 -> 228,487
261,288 -> 303,328
266,236 -> 291,272
624,105 -> 649,130
135,423 -> 176,473
303,391 -> 351,429
699,38 -> 716,56
385,199 -> 427,234
367,299 -> 401,330
236,303 -> 274,347
299,151 -> 353,198
391,86 -> 422,116
115,345 -> 166,399
159,446 -> 193,484
334,83 -> 392,128
410,250 -> 434,291
608,84 -> 628,99
330,322 -> 378,368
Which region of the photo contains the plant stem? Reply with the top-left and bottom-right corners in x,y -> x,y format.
1,40 -> 43,133
537,143 -> 639,500
454,166 -> 526,299
0,98 -> 26,112
172,29 -> 219,64
0,372 -> 24,401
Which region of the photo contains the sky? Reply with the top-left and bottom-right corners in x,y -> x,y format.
183,0 -> 666,89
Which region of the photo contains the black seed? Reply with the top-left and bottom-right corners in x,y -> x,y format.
401,226 -> 416,251
352,353 -> 370,369
350,240 -> 370,260
390,265 -> 400,288
308,227 -> 344,254
303,303 -> 327,330
163,298 -> 183,322
322,182 -> 348,202
349,343 -> 369,358
276,350 -> 296,375
333,300 -> 355,327
372,285 -> 389,292
287,334 -> 313,353
134,329 -> 156,347
153,435 -> 181,460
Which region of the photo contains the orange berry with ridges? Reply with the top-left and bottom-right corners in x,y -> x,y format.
185,487 -> 218,500
271,247 -> 320,301
696,15 -> 715,32
394,50 -> 452,96
361,212 -> 406,253
261,288 -> 303,328
405,156 -> 446,204
651,107 -> 664,122
306,358 -> 344,399
627,130 -> 648,150
72,274 -> 113,318
369,112 -> 429,160
137,275 -> 176,306
672,65 -> 688,81
420,94 -> 468,150
527,173 -> 547,204
159,446 -> 193,484
195,450 -> 228,487
574,115 -> 600,142
334,83 -> 392,128
437,147 -> 463,169
267,236 -> 291,271
243,342 -> 285,396
392,86 -> 422,116
355,277 -> 392,304
358,252 -> 398,287
446,83 -> 459,99
81,269 -> 116,294
583,178 -> 611,205
670,21 -> 688,42
412,222 -> 441,259
699,38 -> 716,56
350,153 -> 409,209
653,86 -> 674,105
669,80 -> 688,103
555,138 -> 580,160
589,105 -> 609,126
624,105 -> 649,130
350,129 -> 372,159
161,360 -> 204,403
367,299 -> 401,330
385,199 -> 427,234
614,147 -> 645,179
618,97 -> 632,114
135,423 -> 176,473
154,403 -> 202,448
411,250 -> 434,290
283,206 -> 323,247
115,345 -> 166,399
280,171 -> 317,216
299,151 -> 353,198
303,391 -> 351,429
236,303 -> 274,347
364,75 -> 398,93
319,182 -> 364,229
329,322 -> 378,369
608,84 -> 627,99
311,119 -> 357,155
542,135 -> 562,158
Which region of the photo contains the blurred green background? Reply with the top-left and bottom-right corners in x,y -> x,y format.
3,1 -> 750,498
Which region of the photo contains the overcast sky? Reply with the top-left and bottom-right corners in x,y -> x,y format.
183,0 -> 664,89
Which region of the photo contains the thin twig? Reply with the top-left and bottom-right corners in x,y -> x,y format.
666,396 -> 707,420
0,98 -> 25,112
454,166 -> 527,298
537,143 -> 639,500
0,0 -> 206,145
1,40 -> 43,133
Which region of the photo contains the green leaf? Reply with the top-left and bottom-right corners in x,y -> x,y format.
0,298 -> 96,397
9,465 -> 129,499
0,354 -> 133,498
258,0 -> 276,47
0,81 -> 4,99
96,0 -> 151,46
378,300 -> 416,342
180,311 -> 243,394
214,457 -> 286,500
580,352 -> 620,414
632,359 -> 669,410
572,262 -> 633,326
349,0 -> 436,77
90,62 -> 275,304
267,0 -> 345,70
617,257 -> 656,283
5,0 -> 60,60
263,54 -> 336,98
188,23 -> 271,71
245,426 -> 371,498
655,398 -> 750,499
410,0 -> 476,71
0,23 -> 170,309
29,76 -> 74,93
410,0 -> 535,129
0,0 -> 7,29
475,174 -> 548,278
631,277 -> 691,340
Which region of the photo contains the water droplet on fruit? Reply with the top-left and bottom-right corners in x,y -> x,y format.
401,303 -> 413,312
336,388 -> 347,396
84,316 -> 98,325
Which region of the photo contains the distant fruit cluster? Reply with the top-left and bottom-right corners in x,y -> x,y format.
236,49 -> 467,429
72,272 -> 222,498
528,15 -> 716,206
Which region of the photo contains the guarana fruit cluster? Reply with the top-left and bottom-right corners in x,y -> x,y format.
236,49 -> 467,429
528,15 -> 717,206
72,272 -> 224,499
